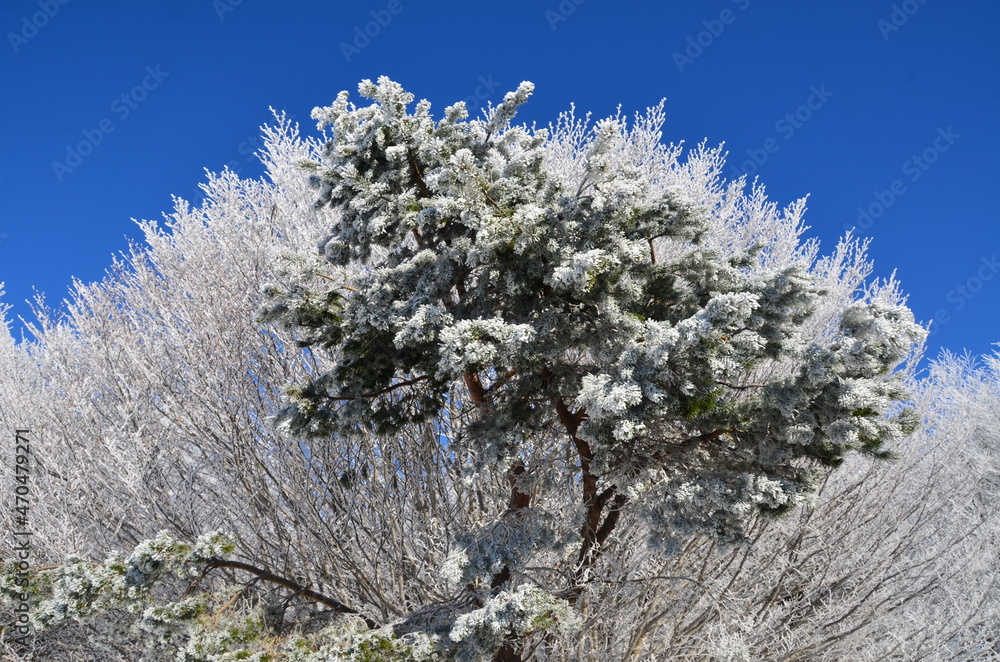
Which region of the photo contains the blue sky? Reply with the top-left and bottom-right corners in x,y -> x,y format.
1,0 -> 997,361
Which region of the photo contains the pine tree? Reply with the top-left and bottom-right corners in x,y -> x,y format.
256,77 -> 925,659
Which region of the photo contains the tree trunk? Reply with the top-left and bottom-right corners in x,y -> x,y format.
493,641 -> 522,662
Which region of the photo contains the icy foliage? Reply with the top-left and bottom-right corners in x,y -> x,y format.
265,76 -> 924,564
447,585 -> 580,661
5,77 -> 992,662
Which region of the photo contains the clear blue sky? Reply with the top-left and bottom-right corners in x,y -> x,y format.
1,0 -> 997,360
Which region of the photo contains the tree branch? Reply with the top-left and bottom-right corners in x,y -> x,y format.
204,558 -> 378,629
407,149 -> 432,199
464,371 -> 488,404
489,463 -> 532,592
326,375 -> 430,402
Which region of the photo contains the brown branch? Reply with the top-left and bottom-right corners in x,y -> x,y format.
542,367 -> 585,440
596,493 -> 629,547
326,375 -> 430,402
644,296 -> 674,310
407,149 -> 432,199
484,369 -> 518,398
505,463 -> 531,513
481,185 -> 514,221
488,464 -> 534,662
464,372 -> 487,404
678,428 -> 732,450
570,480 -> 618,602
557,399 -> 586,441
312,272 -> 356,291
537,366 -> 625,603
489,464 -> 532,592
204,559 -> 378,629
714,381 -> 765,391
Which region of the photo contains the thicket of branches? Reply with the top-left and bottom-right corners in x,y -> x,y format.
0,80 -> 997,661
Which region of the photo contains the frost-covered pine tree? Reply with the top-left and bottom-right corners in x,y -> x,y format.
255,77 -> 925,660
0,78 -> 942,662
